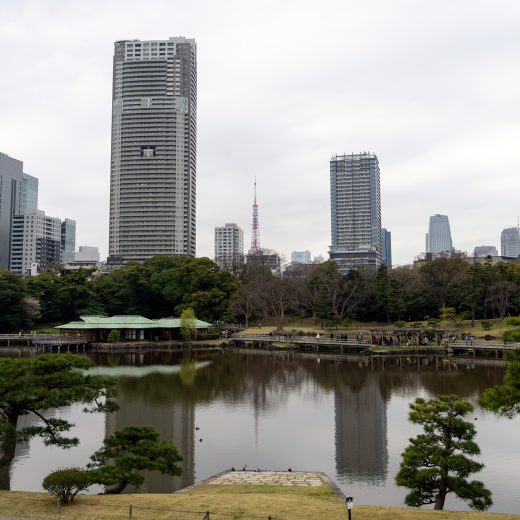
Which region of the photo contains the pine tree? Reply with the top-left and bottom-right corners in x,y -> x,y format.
396,395 -> 492,511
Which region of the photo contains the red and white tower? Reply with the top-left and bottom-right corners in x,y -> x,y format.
250,179 -> 260,252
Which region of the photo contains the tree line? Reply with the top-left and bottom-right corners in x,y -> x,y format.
1,255 -> 520,331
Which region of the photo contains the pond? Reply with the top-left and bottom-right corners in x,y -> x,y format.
7,349 -> 520,513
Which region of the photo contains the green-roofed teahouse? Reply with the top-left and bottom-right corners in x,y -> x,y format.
57,315 -> 211,342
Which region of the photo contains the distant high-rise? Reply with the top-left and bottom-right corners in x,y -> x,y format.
381,228 -> 392,268
10,210 -> 61,275
214,223 -> 244,270
20,174 -> 38,215
501,227 -> 520,258
329,152 -> 382,274
109,37 -> 197,263
426,214 -> 454,258
61,219 -> 76,264
291,251 -> 311,264
474,245 -> 498,258
0,153 -> 39,270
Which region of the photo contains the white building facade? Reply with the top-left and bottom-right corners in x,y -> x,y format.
214,223 -> 244,269
10,210 -> 62,275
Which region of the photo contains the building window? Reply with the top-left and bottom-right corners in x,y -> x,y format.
140,146 -> 156,158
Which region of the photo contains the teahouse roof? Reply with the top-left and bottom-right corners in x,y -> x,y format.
57,315 -> 211,330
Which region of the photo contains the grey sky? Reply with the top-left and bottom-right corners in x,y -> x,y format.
1,0 -> 519,266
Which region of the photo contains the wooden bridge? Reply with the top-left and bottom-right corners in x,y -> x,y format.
0,334 -> 87,352
232,333 -> 520,358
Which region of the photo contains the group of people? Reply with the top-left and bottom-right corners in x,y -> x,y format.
464,335 -> 475,346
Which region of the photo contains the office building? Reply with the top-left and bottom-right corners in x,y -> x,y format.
291,250 -> 312,264
474,245 -> 498,258
501,227 -> 520,258
61,218 -> 76,264
214,223 -> 244,270
0,153 -> 31,269
425,214 -> 454,258
10,210 -> 62,275
329,152 -> 382,274
381,228 -> 392,268
108,37 -> 197,263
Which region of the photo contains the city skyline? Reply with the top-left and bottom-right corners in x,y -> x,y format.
1,1 -> 520,266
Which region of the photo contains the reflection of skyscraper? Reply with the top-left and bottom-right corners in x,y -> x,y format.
334,371 -> 388,482
106,374 -> 195,492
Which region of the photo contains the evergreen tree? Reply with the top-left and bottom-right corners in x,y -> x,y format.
0,354 -> 117,490
480,351 -> 520,417
88,426 -> 182,494
396,395 -> 492,511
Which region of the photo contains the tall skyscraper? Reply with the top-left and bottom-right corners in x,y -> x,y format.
61,218 -> 76,264
109,37 -> 197,263
501,227 -> 520,258
0,153 -> 39,270
381,228 -> 392,268
329,152 -> 382,274
214,223 -> 244,270
425,214 -> 454,258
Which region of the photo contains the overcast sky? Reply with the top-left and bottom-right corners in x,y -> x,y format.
1,0 -> 519,266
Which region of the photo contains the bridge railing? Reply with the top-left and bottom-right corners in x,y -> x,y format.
232,333 -> 520,350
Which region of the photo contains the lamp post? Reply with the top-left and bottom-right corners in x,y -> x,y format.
346,496 -> 353,519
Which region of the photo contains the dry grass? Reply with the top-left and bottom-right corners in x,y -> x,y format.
0,488 -> 518,520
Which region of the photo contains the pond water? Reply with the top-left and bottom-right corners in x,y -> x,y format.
6,349 -> 520,513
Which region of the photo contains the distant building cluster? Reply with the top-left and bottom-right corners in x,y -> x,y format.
0,152 -> 103,276
0,153 -> 74,275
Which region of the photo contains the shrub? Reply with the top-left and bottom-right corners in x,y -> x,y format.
394,320 -> 406,328
503,329 -> 520,343
107,329 -> 121,343
481,320 -> 493,331
427,318 -> 441,328
506,317 -> 520,326
42,467 -> 92,503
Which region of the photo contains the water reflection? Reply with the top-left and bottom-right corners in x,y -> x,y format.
7,349 -> 517,513
335,370 -> 388,483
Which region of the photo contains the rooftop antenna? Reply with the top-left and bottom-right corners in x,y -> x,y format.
251,178 -> 260,252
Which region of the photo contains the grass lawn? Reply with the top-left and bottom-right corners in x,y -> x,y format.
0,487 -> 518,520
